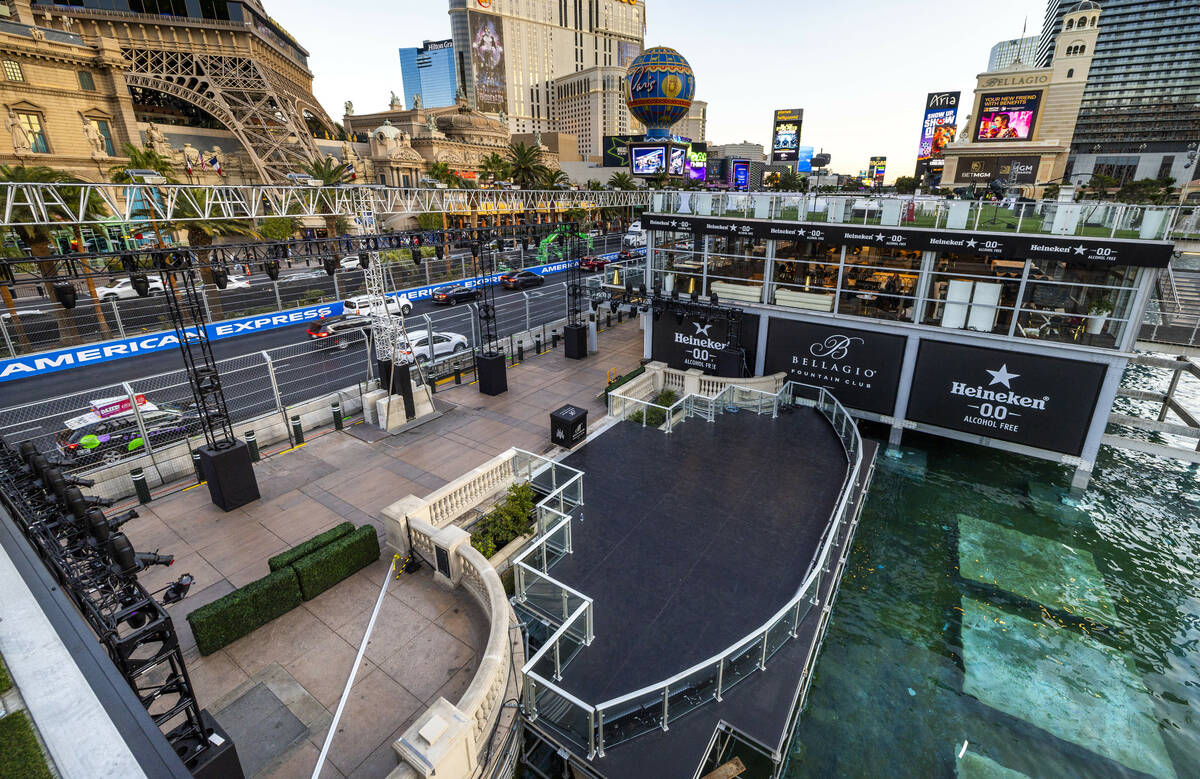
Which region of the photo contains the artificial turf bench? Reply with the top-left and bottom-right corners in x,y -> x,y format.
188,523 -> 380,655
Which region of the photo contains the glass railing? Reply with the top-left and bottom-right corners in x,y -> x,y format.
649,191 -> 1187,242
519,380 -> 864,759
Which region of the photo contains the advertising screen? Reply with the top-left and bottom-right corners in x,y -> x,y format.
602,134 -> 645,167
762,319 -> 907,415
974,91 -> 1042,142
917,91 -> 960,166
686,145 -> 707,180
631,145 -> 666,175
669,146 -> 687,176
905,341 -> 1107,455
651,312 -> 760,377
956,155 -> 1040,184
770,108 -> 803,163
468,12 -> 508,114
869,156 -> 886,182
731,160 -> 749,189
795,146 -> 814,173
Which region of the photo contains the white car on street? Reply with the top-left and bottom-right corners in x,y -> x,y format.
343,294 -> 413,317
400,329 -> 469,362
339,255 -> 363,271
96,276 -> 165,301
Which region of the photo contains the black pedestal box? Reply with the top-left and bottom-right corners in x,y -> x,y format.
477,352 -> 508,396
564,323 -> 588,360
376,358 -> 415,419
180,710 -> 245,779
550,404 -> 588,448
197,440 -> 260,512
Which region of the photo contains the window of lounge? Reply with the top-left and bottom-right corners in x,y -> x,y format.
919,251 -> 1023,335
769,239 -> 841,312
706,235 -> 766,300
1013,262 -> 1139,347
836,245 -> 922,321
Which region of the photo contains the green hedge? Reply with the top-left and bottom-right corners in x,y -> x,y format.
293,526 -> 381,602
268,522 -> 354,572
628,389 -> 677,428
187,568 -> 302,656
605,365 -> 645,398
0,712 -> 53,779
0,656 -> 11,695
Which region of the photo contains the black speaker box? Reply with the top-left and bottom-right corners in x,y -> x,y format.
477,352 -> 508,396
180,710 -> 245,779
197,440 -> 260,512
563,323 -> 588,360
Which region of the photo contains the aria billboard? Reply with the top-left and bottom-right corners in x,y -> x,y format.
916,91 -> 959,177
468,12 -> 508,114
770,108 -> 803,163
974,91 -> 1042,142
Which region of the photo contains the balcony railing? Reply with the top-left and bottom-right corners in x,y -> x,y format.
521,379 -> 863,758
649,191 -> 1191,242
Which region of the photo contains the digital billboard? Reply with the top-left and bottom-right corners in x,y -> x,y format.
795,146 -> 814,174
632,145 -> 666,175
955,155 -> 1040,184
602,134 -> 645,167
869,156 -> 886,182
618,41 -> 641,68
468,12 -> 508,114
686,145 -> 707,180
974,91 -> 1042,142
731,160 -> 749,189
770,108 -> 803,163
917,92 -> 959,163
669,146 -> 686,176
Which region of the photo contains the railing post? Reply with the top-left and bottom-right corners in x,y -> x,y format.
597,709 -> 605,757
585,602 -> 594,644
661,687 -> 670,731
122,381 -> 156,462
759,631 -> 769,670
332,274 -> 341,301
553,641 -> 562,681
588,710 -> 596,759
561,589 -> 569,622
516,564 -> 526,602
716,657 -> 724,701
791,600 -> 802,637
525,678 -> 537,719
111,299 -> 125,338
0,313 -> 12,357
523,291 -> 532,332
272,279 -> 283,311
261,350 -> 289,435
200,288 -> 214,322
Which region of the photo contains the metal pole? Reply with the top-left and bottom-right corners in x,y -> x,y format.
261,350 -> 289,436
523,291 -> 531,332
0,313 -> 12,357
111,299 -> 125,338
272,279 -> 283,311
122,381 -> 156,461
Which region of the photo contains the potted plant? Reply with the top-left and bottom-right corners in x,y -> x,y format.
1086,297 -> 1113,334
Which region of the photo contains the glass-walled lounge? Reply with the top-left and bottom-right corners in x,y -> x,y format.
649,230 -> 1146,349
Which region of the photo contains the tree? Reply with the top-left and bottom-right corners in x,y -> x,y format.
1042,184 -> 1060,201
585,179 -> 603,191
1115,177 -> 1175,205
1086,173 -> 1119,200
109,143 -> 177,183
1,164 -> 113,345
479,152 -> 511,186
259,215 -> 303,241
767,169 -> 803,191
426,161 -> 455,186
537,168 -> 570,190
648,170 -> 671,190
505,142 -> 549,189
607,171 -> 637,190
894,176 -> 918,194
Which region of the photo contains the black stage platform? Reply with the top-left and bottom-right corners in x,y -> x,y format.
530,407 -> 877,777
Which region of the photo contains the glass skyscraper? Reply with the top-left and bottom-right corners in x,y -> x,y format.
987,35 -> 1040,70
1038,0 -> 1199,184
399,40 -> 458,109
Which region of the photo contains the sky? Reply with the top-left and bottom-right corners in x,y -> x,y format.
272,0 -> 1048,184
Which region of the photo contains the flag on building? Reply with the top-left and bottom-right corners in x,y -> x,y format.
209,156 -> 223,176
346,162 -> 356,181
184,156 -> 193,175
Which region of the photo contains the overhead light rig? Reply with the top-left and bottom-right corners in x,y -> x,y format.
0,437 -> 241,777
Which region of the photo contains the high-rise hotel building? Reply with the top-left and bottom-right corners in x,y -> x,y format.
448,0 -> 646,136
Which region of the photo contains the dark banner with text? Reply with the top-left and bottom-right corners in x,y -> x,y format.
641,213 -> 1172,268
905,341 -> 1107,455
651,311 -> 759,377
762,318 -> 907,415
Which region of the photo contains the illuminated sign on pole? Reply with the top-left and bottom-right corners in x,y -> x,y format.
770,108 -> 803,164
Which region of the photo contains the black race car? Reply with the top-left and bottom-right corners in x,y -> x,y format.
56,403 -> 199,466
432,285 -> 480,305
499,270 -> 545,290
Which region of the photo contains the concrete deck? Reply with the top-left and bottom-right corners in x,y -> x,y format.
117,321 -> 645,777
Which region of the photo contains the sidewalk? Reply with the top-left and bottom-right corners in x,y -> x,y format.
122,319 -> 645,778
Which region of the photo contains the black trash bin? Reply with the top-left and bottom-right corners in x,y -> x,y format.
550,404 -> 588,448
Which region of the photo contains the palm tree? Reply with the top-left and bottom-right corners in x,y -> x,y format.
538,168 -> 571,190
585,179 -> 602,191
426,162 -> 454,187
769,169 -> 803,191
109,144 -> 177,183
649,170 -> 671,190
505,142 -> 548,189
168,192 -> 260,317
0,164 -> 113,345
607,172 -> 636,190
299,157 -> 353,236
479,152 -> 511,186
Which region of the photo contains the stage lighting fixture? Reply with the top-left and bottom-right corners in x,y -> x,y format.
131,273 -> 151,297
162,573 -> 195,604
323,256 -> 338,276
711,292 -> 719,307
411,247 -> 421,266
639,284 -> 647,298
691,289 -> 699,304
471,242 -> 480,258
653,283 -> 662,297
671,287 -> 679,302
120,252 -> 137,273
435,243 -> 444,261
213,268 -> 229,289
625,278 -> 633,294
265,260 -> 280,281
358,250 -> 370,271
54,283 -> 77,309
